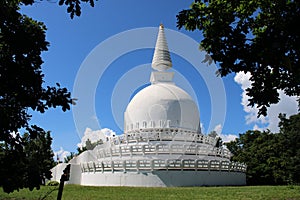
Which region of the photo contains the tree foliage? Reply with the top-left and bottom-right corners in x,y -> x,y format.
75,140 -> 93,156
278,113 -> 300,183
0,0 -> 94,193
58,0 -> 96,19
208,131 -> 223,147
64,138 -> 103,163
0,131 -> 55,193
84,138 -> 103,150
177,0 -> 300,116
19,0 -> 96,19
226,113 -> 300,185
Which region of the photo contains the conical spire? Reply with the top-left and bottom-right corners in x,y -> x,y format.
152,24 -> 172,71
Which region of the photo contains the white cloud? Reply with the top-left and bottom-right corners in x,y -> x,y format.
54,147 -> 70,162
213,124 -> 222,135
234,72 -> 252,90
220,133 -> 238,143
234,72 -> 298,132
77,127 -> 116,148
253,124 -> 263,132
213,124 -> 238,143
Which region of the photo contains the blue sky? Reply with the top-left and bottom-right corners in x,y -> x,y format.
20,0 -> 298,157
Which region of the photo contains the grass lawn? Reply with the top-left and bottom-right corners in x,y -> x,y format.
0,185 -> 300,200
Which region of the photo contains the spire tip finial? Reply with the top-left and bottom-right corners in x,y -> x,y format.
152,24 -> 172,71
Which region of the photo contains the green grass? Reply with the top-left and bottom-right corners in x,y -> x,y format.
0,185 -> 300,200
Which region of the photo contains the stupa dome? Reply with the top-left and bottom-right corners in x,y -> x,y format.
124,82 -> 200,133
124,24 -> 200,133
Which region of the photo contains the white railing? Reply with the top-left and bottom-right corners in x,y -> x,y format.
94,143 -> 232,159
106,129 -> 217,146
81,159 -> 246,173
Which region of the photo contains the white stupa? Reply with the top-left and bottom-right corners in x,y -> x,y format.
125,24 -> 200,135
51,24 -> 246,187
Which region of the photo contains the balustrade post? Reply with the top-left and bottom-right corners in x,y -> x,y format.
150,159 -> 154,171
123,160 -> 126,173
129,146 -> 133,157
142,145 -> 145,155
87,162 -> 90,172
136,160 -> 140,172
181,159 -> 184,171
232,162 -> 236,171
101,162 -> 104,173
93,162 -> 96,173
111,161 -> 114,173
228,162 -> 232,172
166,159 -> 169,171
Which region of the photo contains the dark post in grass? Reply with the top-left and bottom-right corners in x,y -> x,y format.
57,164 -> 71,200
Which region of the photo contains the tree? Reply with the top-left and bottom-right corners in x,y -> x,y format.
85,138 -> 103,150
77,146 -> 87,155
77,138 -> 103,153
278,113 -> 300,184
85,138 -> 94,150
0,131 -> 55,193
64,152 -> 76,163
226,113 -> 300,185
19,0 -> 96,19
58,0 -> 96,19
0,0 -> 95,193
64,138 -> 103,163
226,130 -> 287,185
177,0 -> 300,116
208,130 -> 222,147
22,131 -> 55,189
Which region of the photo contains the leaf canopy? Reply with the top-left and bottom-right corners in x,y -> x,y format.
177,0 -> 300,116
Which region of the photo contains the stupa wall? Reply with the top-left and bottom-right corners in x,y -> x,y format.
80,171 -> 246,187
